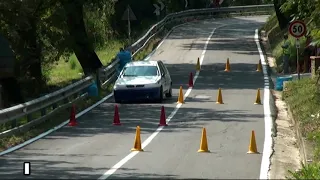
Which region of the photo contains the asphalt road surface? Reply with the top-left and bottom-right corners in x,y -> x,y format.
0,15 -> 269,179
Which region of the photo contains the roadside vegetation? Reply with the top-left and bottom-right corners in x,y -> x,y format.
260,0 -> 320,179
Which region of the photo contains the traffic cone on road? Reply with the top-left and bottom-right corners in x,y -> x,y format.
177,86 -> 184,104
196,57 -> 201,71
159,106 -> 168,126
131,126 -> 143,151
113,104 -> 121,125
68,104 -> 77,126
216,88 -> 224,104
247,130 -> 259,154
224,58 -> 230,72
256,59 -> 262,72
254,88 -> 262,105
198,128 -> 210,152
188,72 -> 194,87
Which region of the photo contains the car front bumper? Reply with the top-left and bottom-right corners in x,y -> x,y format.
114,87 -> 160,102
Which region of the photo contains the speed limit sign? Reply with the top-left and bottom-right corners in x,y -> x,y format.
289,20 -> 307,38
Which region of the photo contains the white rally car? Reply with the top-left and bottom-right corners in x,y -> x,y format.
113,60 -> 172,103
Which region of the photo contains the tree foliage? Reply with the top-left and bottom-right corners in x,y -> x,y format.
277,0 -> 320,45
1,0 -> 254,106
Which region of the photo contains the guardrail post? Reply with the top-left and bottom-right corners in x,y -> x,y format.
41,107 -> 46,116
27,114 -> 32,122
96,69 -> 101,96
64,97 -> 69,104
11,119 -> 17,128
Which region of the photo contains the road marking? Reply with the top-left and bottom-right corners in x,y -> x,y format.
23,162 -> 31,175
144,20 -> 210,61
255,29 -> 273,179
0,93 -> 114,156
97,28 -> 217,180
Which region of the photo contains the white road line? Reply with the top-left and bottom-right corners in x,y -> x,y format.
144,20 -> 210,61
255,29 -> 273,179
0,93 -> 114,156
97,28 -> 217,180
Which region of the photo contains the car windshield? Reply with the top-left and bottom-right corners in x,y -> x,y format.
122,65 -> 158,76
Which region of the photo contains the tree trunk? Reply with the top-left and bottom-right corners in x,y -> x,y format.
0,77 -> 24,107
61,0 -> 103,75
273,0 -> 289,30
17,17 -> 45,95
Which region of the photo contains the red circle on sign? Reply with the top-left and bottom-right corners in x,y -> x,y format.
289,20 -> 306,38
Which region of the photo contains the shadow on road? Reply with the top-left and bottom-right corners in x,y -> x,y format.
166,16 -> 267,40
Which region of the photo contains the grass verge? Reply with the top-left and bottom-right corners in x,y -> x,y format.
283,78 -> 320,179
46,40 -> 125,87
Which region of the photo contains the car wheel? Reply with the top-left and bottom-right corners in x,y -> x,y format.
156,86 -> 163,103
114,91 -> 121,103
165,83 -> 172,98
114,98 -> 121,104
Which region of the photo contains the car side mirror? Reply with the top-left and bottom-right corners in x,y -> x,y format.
161,73 -> 165,77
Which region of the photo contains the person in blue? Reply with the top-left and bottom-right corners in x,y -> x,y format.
116,47 -> 132,75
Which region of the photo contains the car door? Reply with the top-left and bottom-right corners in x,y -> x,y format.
159,61 -> 170,91
157,62 -> 167,91
162,62 -> 171,86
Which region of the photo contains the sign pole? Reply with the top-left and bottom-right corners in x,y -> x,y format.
296,38 -> 300,80
121,5 -> 136,43
288,20 -> 307,79
127,6 -> 131,41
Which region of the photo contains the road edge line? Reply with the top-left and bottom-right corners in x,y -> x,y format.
144,18 -> 214,61
97,26 -> 218,180
255,29 -> 273,179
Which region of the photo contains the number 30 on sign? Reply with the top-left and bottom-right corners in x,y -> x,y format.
289,20 -> 307,38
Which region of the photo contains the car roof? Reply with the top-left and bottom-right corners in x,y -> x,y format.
125,60 -> 159,67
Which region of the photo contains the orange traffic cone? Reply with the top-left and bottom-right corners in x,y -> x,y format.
216,88 -> 223,104
68,104 -> 77,126
198,127 -> 210,152
254,88 -> 262,105
224,58 -> 230,72
256,59 -> 262,72
247,130 -> 259,154
196,58 -> 201,71
113,104 -> 121,125
131,126 -> 143,151
177,86 -> 184,104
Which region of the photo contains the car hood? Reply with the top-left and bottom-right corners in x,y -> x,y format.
116,76 -> 160,85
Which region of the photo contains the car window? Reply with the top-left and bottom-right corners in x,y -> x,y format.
159,61 -> 168,74
158,62 -> 165,75
122,66 -> 158,76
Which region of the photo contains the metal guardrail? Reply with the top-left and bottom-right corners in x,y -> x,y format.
0,4 -> 274,138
